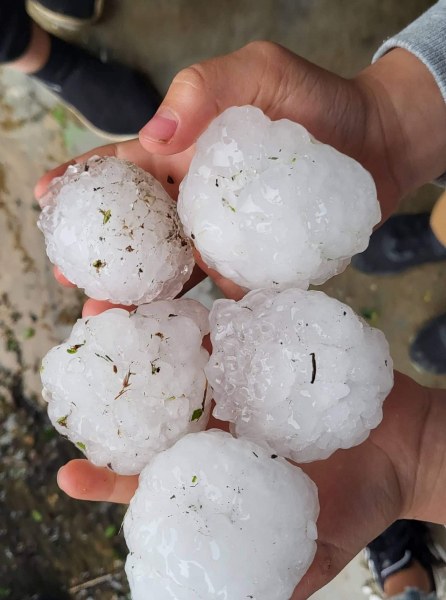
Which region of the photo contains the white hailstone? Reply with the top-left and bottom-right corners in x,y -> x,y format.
38,156 -> 193,305
178,105 -> 380,291
206,288 -> 394,462
124,430 -> 319,600
40,299 -> 211,475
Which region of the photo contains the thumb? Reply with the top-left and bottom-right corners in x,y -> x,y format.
139,41 -> 347,155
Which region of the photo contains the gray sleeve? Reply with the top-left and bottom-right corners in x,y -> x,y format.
373,1 -> 446,186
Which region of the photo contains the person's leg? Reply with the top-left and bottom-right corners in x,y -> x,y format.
7,22 -> 50,74
366,521 -> 439,599
389,590 -> 438,600
1,1 -> 160,138
407,192 -> 446,374
0,1 -> 34,64
351,210 -> 446,275
384,560 -> 432,600
26,0 -> 104,34
409,313 -> 446,374
352,189 -> 446,275
430,190 -> 446,247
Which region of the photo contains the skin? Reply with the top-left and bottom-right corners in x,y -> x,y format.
7,23 -> 50,74
36,42 -> 446,598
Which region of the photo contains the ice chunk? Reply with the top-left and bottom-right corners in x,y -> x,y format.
38,156 -> 194,305
124,430 -> 319,600
40,299 -> 210,475
178,105 -> 380,290
206,288 -> 393,462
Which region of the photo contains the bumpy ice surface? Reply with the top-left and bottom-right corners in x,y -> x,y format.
206,288 -> 394,462
38,156 -> 193,305
178,105 -> 380,290
40,299 -> 211,475
124,430 -> 319,600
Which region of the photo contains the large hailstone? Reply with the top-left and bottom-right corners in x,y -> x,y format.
40,299 -> 211,475
178,105 -> 380,290
38,156 -> 193,305
206,288 -> 394,462
124,430 -> 319,600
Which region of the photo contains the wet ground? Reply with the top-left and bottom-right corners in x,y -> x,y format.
0,1 -> 445,598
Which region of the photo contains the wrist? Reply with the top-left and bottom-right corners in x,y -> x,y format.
355,48 -> 446,198
378,373 -> 446,525
405,385 -> 446,524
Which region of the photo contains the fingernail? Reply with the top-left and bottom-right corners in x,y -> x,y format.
140,108 -> 178,143
56,466 -> 64,485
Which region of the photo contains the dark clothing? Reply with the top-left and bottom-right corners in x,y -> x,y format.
0,1 -> 32,63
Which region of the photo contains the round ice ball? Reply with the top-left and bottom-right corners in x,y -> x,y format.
38,156 -> 194,305
178,105 -> 380,291
124,430 -> 319,600
40,299 -> 211,475
206,288 -> 394,462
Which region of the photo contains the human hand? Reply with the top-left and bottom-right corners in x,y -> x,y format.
56,368 -> 446,599
137,42 -> 446,219
37,41 -> 446,298
37,42 -> 446,598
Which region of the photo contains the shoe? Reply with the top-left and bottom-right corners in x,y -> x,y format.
33,36 -> 161,139
410,313 -> 446,374
352,213 -> 446,275
365,520 -> 438,593
26,0 -> 104,33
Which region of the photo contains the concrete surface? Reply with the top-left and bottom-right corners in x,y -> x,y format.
1,0 -> 445,598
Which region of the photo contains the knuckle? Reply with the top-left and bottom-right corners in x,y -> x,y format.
241,40 -> 287,62
172,64 -> 209,93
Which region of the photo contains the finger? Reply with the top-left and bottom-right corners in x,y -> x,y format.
82,299 -> 134,317
57,459 -> 138,503
207,412 -> 230,432
53,265 -> 76,287
139,41 -> 335,156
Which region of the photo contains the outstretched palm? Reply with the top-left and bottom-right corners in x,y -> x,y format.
56,372 -> 435,598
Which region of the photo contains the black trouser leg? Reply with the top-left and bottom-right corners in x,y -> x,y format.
0,0 -> 32,63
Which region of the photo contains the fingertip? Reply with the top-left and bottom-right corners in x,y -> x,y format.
56,464 -> 68,491
57,461 -> 90,499
138,72 -> 217,156
57,459 -> 138,503
139,107 -> 179,145
57,459 -> 110,500
53,265 -> 76,287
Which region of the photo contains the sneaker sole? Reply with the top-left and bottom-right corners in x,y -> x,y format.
26,0 -> 104,34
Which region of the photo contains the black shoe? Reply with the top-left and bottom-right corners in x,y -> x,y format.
33,36 -> 161,139
365,520 -> 438,592
27,0 -> 104,32
352,213 -> 446,275
410,313 -> 446,374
